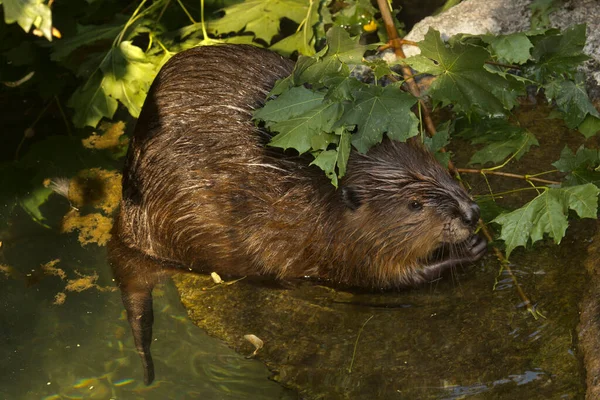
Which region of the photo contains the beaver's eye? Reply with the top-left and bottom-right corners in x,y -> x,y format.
408,200 -> 423,211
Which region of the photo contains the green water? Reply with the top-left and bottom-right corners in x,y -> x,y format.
0,207 -> 295,400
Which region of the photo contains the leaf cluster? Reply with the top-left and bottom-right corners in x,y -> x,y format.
253,21 -> 600,256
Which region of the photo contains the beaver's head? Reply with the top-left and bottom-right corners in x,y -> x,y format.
338,138 -> 479,286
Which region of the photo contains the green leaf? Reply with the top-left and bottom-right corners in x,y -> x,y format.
68,42 -> 157,127
552,146 -> 600,187
309,127 -> 353,187
579,115 -> 600,138
484,33 -> 533,64
493,184 -> 599,258
51,20 -> 126,62
270,30 -> 316,57
364,58 -> 394,81
469,130 -> 538,166
68,70 -> 119,128
406,29 -> 515,114
269,0 -> 320,56
331,0 -> 377,36
310,132 -> 339,151
544,76 -> 600,129
325,25 -> 367,64
530,0 -> 561,30
268,102 -> 343,153
294,55 -> 345,87
254,86 -> 325,123
528,189 -> 568,244
424,122 -> 451,167
1,0 -> 53,40
321,74 -> 363,102
209,0 -> 308,43
493,196 -> 539,258
311,150 -> 339,187
528,24 -> 589,79
552,145 -> 599,173
19,186 -> 53,225
336,127 -> 351,178
562,184 -> 600,219
101,41 -> 157,118
338,85 -> 419,153
458,118 -> 539,166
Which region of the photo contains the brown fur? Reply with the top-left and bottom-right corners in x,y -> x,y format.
108,44 -> 486,385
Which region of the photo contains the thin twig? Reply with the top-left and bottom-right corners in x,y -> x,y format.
375,0 -> 453,169
54,96 -> 72,138
479,222 -> 544,320
348,315 -> 374,373
485,61 -> 521,69
457,168 -> 561,185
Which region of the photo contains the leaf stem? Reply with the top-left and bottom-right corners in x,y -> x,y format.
200,0 -> 210,42
177,0 -> 197,24
479,222 -> 544,320
476,186 -> 548,199
54,96 -> 72,138
375,0 -> 454,172
485,61 -> 521,69
116,0 -> 149,46
347,315 -> 374,373
15,100 -> 53,161
457,168 -> 561,185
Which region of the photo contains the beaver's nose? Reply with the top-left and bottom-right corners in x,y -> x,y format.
461,203 -> 480,228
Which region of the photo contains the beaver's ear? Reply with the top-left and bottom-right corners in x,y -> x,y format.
341,186 -> 361,211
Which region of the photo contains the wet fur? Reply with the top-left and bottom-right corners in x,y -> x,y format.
108,44 -> 486,385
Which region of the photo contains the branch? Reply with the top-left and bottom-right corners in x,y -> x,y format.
457,168 -> 561,185
485,61 -> 521,69
478,222 -> 543,319
375,0 -> 438,139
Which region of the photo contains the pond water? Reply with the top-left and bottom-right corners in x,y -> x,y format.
0,208 -> 296,400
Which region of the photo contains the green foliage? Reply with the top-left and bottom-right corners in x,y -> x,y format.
529,0 -> 562,30
492,184 -> 599,258
405,30 -> 520,114
458,118 -> 538,166
544,75 -> 600,131
210,0 -> 308,43
552,146 -> 600,187
1,0 -> 53,40
482,33 -> 533,64
68,41 -> 158,127
339,85 -> 418,153
253,21 -> 599,255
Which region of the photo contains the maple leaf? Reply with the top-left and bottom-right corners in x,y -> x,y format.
493,184 -> 599,258
268,102 -> 343,153
210,0 -> 308,44
309,127 -> 352,187
543,76 -> 600,129
405,29 -> 516,114
68,42 -> 157,127
1,0 -> 53,40
483,33 -> 533,64
338,85 -> 418,153
254,86 -> 325,123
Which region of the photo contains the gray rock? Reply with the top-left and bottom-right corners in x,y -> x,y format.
402,0 -> 600,95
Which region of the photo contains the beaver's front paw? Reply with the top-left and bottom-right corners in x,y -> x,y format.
465,234 -> 487,263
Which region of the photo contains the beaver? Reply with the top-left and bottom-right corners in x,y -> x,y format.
108,44 -> 486,385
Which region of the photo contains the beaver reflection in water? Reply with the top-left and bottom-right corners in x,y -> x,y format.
108,44 -> 487,384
